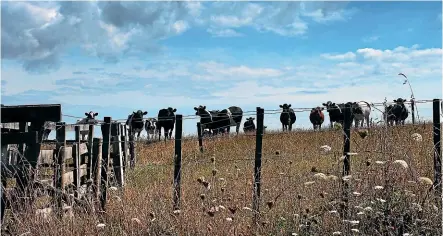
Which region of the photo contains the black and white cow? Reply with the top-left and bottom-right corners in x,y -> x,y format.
157,107 -> 177,141
243,117 -> 256,133
194,105 -> 243,135
42,111 -> 99,141
351,101 -> 371,128
386,98 -> 409,126
144,118 -> 158,141
77,111 -> 100,140
322,101 -> 356,128
279,103 -> 296,131
126,110 -> 148,140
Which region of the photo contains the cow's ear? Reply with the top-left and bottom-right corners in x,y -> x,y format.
143,111 -> 148,115
279,105 -> 283,108
202,106 -> 206,109
332,103 -> 336,106
85,112 -> 89,116
288,104 -> 292,107
94,112 -> 99,116
322,103 -> 327,106
393,99 -> 397,102
321,107 -> 325,111
173,108 -> 177,112
194,107 -> 198,111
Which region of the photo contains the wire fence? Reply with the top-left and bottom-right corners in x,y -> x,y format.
1,98 -> 441,234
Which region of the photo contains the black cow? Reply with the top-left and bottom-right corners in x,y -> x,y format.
322,101 -> 356,128
279,103 -> 296,131
309,107 -> 325,130
386,98 -> 409,126
126,110 -> 148,140
194,105 -> 243,135
243,117 -> 256,133
157,107 -> 177,141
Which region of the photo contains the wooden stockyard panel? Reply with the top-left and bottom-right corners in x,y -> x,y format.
39,143 -> 88,165
1,104 -> 62,123
1,131 -> 38,145
63,164 -> 87,185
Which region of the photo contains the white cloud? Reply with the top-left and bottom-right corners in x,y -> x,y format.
207,28 -> 243,37
356,46 -> 442,61
173,20 -> 189,34
2,2 -> 359,69
362,35 -> 379,43
195,61 -> 283,81
321,52 -> 356,60
302,8 -> 356,23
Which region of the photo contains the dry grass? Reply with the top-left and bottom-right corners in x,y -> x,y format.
2,122 -> 441,235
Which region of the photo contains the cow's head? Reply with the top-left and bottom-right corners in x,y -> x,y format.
246,117 -> 255,122
194,105 -> 210,117
132,110 -> 148,122
322,101 -> 336,112
279,103 -> 292,113
167,107 -> 177,113
350,102 -> 364,115
311,106 -> 324,114
145,118 -> 157,129
84,111 -> 99,119
394,98 -> 407,105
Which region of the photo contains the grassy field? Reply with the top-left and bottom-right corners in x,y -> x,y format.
2,122 -> 441,236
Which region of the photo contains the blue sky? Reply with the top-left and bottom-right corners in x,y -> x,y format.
1,1 -> 442,139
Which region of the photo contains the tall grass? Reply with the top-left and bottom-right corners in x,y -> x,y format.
2,122 -> 441,235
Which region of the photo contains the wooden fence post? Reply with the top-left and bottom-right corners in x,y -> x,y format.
87,125 -> 95,180
55,122 -> 66,217
1,144 -> 8,224
122,125 -> 129,172
252,107 -> 264,225
73,126 -> 81,198
112,123 -> 124,187
341,103 -> 352,219
128,129 -> 136,169
173,114 -> 183,210
92,138 -> 102,202
433,99 -> 442,200
411,99 -> 416,124
100,117 -> 111,211
197,122 -> 203,152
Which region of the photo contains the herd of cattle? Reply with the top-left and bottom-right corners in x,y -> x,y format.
38,98 -> 410,141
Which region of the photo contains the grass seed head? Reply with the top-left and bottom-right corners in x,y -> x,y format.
212,169 -> 218,176
418,177 -> 433,185
313,172 -> 327,180
392,159 -> 409,169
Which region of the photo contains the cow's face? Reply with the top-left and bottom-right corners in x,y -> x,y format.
194,105 -> 209,116
311,106 -> 324,114
351,102 -> 363,115
167,107 -> 177,115
394,98 -> 407,105
133,110 -> 148,121
146,119 -> 157,129
322,101 -> 336,112
279,103 -> 292,113
85,111 -> 99,119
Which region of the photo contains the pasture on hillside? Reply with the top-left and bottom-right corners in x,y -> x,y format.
2,122 -> 441,236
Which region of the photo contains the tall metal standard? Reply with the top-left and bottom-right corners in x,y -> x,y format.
252,107 -> 264,225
